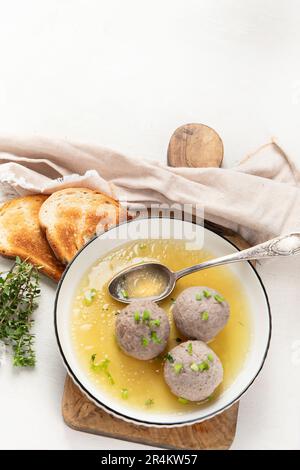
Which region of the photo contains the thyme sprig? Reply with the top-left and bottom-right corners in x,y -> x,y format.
0,257 -> 40,367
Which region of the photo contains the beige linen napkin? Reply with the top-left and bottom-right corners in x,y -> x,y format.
0,135 -> 299,246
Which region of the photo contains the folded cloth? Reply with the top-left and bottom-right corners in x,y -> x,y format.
0,135 -> 299,246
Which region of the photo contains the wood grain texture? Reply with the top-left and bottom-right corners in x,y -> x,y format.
62,123 -> 245,450
168,123 -> 224,168
63,374 -> 238,450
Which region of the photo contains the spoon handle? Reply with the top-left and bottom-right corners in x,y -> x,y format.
175,232 -> 300,280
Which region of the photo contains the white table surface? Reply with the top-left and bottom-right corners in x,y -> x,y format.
1,0 -> 300,450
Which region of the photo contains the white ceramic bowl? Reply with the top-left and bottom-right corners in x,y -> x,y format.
54,218 -> 271,427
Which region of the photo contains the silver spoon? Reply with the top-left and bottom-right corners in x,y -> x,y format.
108,232 -> 300,303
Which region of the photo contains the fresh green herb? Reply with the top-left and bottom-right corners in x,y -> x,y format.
178,397 -> 189,405
175,337 -> 182,343
207,353 -> 214,362
134,311 -> 140,323
195,293 -> 202,301
151,331 -> 161,344
145,398 -> 154,407
141,336 -> 149,347
201,311 -> 209,321
203,290 -> 211,298
214,294 -> 225,303
170,298 -> 176,305
198,361 -> 210,372
121,289 -> 129,299
90,354 -> 115,384
121,388 -> 129,399
150,318 -> 160,328
190,362 -> 199,372
187,342 -> 193,355
173,363 -> 183,374
83,288 -> 97,306
164,352 -> 175,363
142,309 -> 151,322
0,257 -> 40,367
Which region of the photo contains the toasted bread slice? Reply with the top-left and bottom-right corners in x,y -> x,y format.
39,188 -> 127,264
0,195 -> 65,281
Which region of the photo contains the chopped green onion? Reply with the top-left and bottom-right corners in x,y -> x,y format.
171,298 -> 176,304
195,293 -> 202,301
164,353 -> 174,363
134,311 -> 140,323
150,318 -> 161,328
90,355 -> 114,384
141,337 -> 149,347
83,288 -> 97,306
207,353 -> 214,362
198,361 -> 210,372
121,388 -> 129,399
145,398 -> 154,407
187,342 -> 193,355
142,309 -> 151,321
178,397 -> 189,405
214,294 -> 225,303
203,290 -> 212,298
201,311 -> 209,321
151,331 -> 162,344
121,289 -> 129,299
173,363 -> 183,374
190,362 -> 199,372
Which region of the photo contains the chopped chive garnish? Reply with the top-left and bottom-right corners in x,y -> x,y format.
207,353 -> 214,362
187,342 -> 193,355
141,337 -> 149,347
145,398 -> 154,407
151,331 -> 162,344
203,290 -> 212,298
178,397 -> 189,404
134,311 -> 140,323
171,298 -> 176,304
121,289 -> 129,299
150,318 -> 161,328
198,361 -> 210,372
90,355 -> 114,384
107,372 -> 115,385
214,294 -> 225,303
195,293 -> 202,301
175,337 -> 182,343
142,309 -> 151,321
164,353 -> 175,363
121,388 -> 129,399
83,288 -> 97,306
173,363 -> 183,374
201,311 -> 209,321
190,362 -> 199,372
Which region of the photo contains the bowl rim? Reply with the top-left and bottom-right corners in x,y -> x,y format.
54,216 -> 272,427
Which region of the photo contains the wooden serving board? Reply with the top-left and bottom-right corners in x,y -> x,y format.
62,123 -> 247,450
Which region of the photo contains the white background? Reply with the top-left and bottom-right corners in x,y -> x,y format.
0,0 -> 300,450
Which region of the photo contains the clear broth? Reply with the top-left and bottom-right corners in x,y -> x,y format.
71,239 -> 252,415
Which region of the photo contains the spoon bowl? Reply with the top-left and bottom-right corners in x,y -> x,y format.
108,262 -> 176,303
